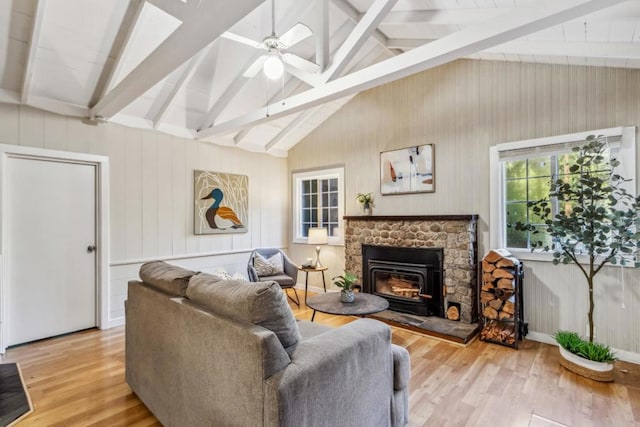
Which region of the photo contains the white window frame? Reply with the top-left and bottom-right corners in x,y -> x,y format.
489,126 -> 636,262
292,167 -> 345,245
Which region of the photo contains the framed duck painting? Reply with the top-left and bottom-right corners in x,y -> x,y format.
194,170 -> 249,234
380,144 -> 435,195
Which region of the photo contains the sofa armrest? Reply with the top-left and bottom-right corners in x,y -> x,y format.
264,318 -> 394,427
391,344 -> 410,390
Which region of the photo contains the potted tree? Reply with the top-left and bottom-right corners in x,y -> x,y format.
333,271 -> 358,303
514,135 -> 640,381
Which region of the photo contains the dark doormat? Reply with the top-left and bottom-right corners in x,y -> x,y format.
370,310 -> 480,344
0,363 -> 33,426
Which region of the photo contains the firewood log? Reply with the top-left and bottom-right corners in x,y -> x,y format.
496,257 -> 515,268
497,278 -> 514,289
482,260 -> 496,272
480,291 -> 495,303
483,250 -> 503,263
499,311 -> 513,320
483,306 -> 498,320
481,283 -> 495,292
488,299 -> 503,310
502,300 -> 515,314
492,269 -> 514,279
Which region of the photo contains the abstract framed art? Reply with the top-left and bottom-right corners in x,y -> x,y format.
380,144 -> 435,195
194,170 -> 249,234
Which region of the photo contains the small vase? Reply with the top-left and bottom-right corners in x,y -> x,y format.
341,290 -> 355,303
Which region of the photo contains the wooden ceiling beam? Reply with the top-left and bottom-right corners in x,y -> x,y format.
316,0 -> 331,71
90,0 -> 264,120
89,0 -> 145,108
152,48 -> 208,129
198,0 -> 625,140
21,0 -> 47,104
321,0 -> 397,82
330,0 -> 392,55
146,0 -> 188,20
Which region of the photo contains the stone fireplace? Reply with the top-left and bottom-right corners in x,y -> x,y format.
344,215 -> 478,323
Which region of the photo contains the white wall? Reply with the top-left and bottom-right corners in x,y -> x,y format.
0,104 -> 289,326
288,59 -> 640,356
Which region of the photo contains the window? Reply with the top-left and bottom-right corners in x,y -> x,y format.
490,127 -> 636,258
292,167 -> 344,244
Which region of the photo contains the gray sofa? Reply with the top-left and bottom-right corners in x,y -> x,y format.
126,261 -> 410,427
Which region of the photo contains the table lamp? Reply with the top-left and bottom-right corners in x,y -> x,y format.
307,227 -> 328,268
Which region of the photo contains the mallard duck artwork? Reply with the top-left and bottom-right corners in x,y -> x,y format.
201,188 -> 245,230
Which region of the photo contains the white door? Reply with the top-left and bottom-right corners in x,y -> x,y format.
6,156 -> 97,346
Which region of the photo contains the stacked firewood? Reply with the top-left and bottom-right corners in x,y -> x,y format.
479,249 -> 521,346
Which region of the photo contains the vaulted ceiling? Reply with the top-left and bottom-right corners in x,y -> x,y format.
1,0 -> 638,156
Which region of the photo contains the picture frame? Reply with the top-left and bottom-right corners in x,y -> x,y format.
380,144 -> 435,195
194,170 -> 249,235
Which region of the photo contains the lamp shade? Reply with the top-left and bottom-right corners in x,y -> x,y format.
307,227 -> 328,245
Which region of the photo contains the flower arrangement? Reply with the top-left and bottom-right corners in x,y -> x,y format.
356,192 -> 375,208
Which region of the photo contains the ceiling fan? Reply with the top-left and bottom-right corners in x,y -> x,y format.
221,0 -> 320,80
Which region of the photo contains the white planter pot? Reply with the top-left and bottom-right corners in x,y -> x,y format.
558,346 -> 614,382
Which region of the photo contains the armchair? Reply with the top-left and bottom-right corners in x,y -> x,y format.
248,248 -> 300,305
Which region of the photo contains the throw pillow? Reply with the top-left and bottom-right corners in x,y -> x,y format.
186,278 -> 301,349
253,252 -> 284,276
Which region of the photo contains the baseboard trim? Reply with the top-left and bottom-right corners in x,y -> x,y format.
526,331 -> 640,364
107,317 -> 125,328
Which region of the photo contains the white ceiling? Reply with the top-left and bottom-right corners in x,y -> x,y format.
0,0 -> 638,156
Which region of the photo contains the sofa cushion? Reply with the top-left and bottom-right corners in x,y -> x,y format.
139,261 -> 196,297
260,274 -> 295,287
186,277 -> 301,349
253,252 -> 284,276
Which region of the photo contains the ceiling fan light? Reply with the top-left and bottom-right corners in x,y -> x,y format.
263,55 -> 283,80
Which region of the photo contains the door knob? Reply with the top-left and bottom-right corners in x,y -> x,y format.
87,245 -> 97,253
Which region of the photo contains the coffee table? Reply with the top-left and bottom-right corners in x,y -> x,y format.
306,292 -> 389,322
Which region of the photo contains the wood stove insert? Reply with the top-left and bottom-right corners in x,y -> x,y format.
362,244 -> 444,317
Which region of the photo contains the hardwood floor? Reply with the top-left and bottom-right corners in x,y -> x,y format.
2,294 -> 639,427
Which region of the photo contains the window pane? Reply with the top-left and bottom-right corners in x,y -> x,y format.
506,227 -> 528,249
528,177 -> 550,201
329,192 -> 338,207
506,202 -> 526,226
505,160 -> 526,179
506,179 -> 527,201
528,157 -> 551,178
302,195 -> 311,208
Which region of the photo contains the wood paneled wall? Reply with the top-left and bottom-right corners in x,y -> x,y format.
288,59 -> 640,356
0,104 -> 288,324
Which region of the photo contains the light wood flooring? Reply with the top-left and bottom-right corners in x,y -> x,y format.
2,293 -> 639,427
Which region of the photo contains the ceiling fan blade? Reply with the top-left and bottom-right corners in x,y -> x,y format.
278,22 -> 312,48
282,53 -> 320,74
243,55 -> 268,78
221,32 -> 265,50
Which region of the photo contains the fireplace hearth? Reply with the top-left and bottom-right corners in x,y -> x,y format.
363,245 -> 444,317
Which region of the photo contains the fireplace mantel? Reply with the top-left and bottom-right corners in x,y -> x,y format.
344,215 -> 478,221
